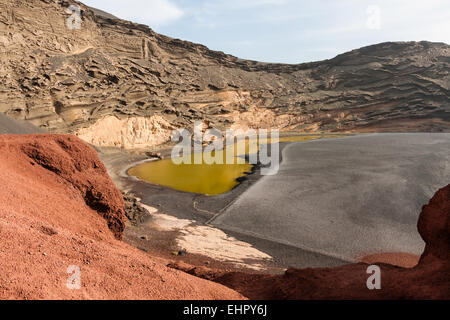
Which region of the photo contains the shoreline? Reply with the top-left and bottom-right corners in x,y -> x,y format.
99,132 -> 438,272
98,134 -> 355,272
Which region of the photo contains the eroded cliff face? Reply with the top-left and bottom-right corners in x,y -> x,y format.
1,0 -> 449,149
75,114 -> 176,149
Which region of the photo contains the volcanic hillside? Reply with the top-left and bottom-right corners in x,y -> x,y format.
0,133 -> 244,299
1,0 -> 449,149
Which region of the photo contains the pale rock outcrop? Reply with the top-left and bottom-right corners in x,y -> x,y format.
75,115 -> 175,149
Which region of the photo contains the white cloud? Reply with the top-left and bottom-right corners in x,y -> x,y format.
233,0 -> 287,7
82,0 -> 183,26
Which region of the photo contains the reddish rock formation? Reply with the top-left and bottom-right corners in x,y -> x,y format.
360,252 -> 420,268
19,134 -> 126,239
417,185 -> 450,266
0,134 -> 244,299
172,185 -> 450,299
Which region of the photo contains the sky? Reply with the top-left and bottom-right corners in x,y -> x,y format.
81,0 -> 450,64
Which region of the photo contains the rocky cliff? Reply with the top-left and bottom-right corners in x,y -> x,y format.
1,0 -> 449,149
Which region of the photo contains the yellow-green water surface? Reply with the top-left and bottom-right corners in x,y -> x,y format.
128,135 -> 333,195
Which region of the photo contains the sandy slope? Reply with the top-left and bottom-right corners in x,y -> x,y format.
0,134 -> 244,300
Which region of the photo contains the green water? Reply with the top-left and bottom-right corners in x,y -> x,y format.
128,135 -> 331,195
128,143 -> 253,195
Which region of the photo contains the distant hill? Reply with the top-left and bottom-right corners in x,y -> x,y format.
87,6 -> 118,20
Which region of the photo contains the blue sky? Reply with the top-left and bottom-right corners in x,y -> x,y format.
81,0 -> 450,63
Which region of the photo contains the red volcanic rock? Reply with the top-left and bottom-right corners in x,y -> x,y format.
19,135 -> 126,239
360,252 -> 420,268
417,185 -> 450,266
0,134 -> 243,299
173,185 -> 450,299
